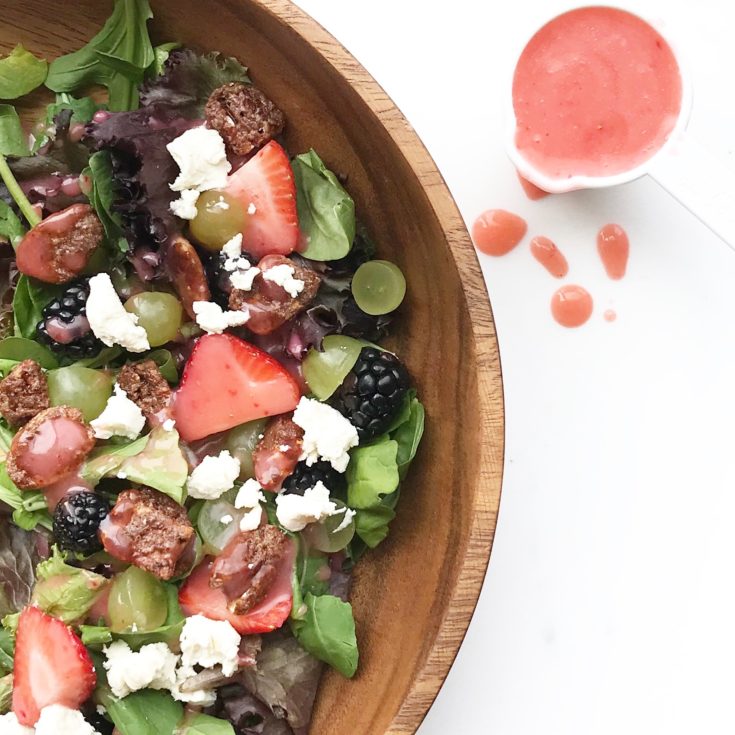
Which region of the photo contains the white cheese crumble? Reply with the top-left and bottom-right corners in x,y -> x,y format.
262,263 -> 305,298
162,418 -> 176,432
0,712 -> 35,735
235,477 -> 266,531
292,397 -> 359,472
169,188 -> 200,220
35,705 -> 101,735
333,507 -> 357,533
275,481 -> 342,532
247,202 -> 257,215
193,300 -> 250,334
103,640 -> 178,699
179,614 -> 240,677
230,265 -> 260,291
222,233 -> 260,292
167,127 -> 231,192
90,384 -> 146,440
87,274 -> 150,352
171,669 -> 217,706
222,233 -> 243,260
220,513 -> 234,525
187,450 -> 241,499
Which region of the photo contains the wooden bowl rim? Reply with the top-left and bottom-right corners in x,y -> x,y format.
253,1 -> 506,730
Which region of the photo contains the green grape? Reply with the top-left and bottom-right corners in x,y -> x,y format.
189,190 -> 247,251
108,566 -> 168,633
124,292 -> 183,346
351,260 -> 406,315
302,335 -> 363,400
197,499 -> 242,555
301,500 -> 355,553
226,419 -> 268,480
47,367 -> 113,421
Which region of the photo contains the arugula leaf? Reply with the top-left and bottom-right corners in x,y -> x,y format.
176,712 -> 236,735
150,42 -> 180,77
346,438 -> 399,509
292,150 -> 355,261
0,673 -> 10,714
12,276 -> 60,339
145,348 -> 178,383
0,105 -> 29,157
85,150 -> 128,253
0,336 -> 59,369
0,201 -> 24,248
102,688 -> 184,735
0,45 -> 47,99
45,0 -> 155,112
0,463 -> 52,530
31,93 -> 101,153
292,592 -> 358,678
393,395 -> 425,477
31,547 -> 110,624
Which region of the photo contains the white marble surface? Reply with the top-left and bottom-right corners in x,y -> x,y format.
293,2 -> 735,732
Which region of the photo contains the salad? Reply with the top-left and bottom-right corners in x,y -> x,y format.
0,2 -> 425,734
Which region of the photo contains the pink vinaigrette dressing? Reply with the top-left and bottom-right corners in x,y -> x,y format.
512,7 -> 683,181
550,285 -> 593,328
530,236 -> 568,278
472,209 -> 527,256
597,223 -> 629,279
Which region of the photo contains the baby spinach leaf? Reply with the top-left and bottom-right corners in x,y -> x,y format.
0,201 -> 25,247
292,150 -> 355,261
0,673 -> 10,714
0,467 -> 52,531
85,150 -> 128,253
346,438 -> 399,509
0,45 -> 47,99
0,105 -> 29,157
0,336 -> 59,369
102,688 -> 184,735
292,592 -> 358,678
12,276 -> 60,339
45,0 -> 155,112
176,712 -> 236,735
393,396 -> 425,477
145,348 -> 177,383
354,503 -> 396,548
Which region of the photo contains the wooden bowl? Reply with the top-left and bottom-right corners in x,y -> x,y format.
2,1 -> 505,731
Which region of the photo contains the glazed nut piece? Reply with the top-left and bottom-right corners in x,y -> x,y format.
99,487 -> 195,581
210,525 -> 290,614
6,406 -> 95,489
229,255 -> 321,335
205,82 -> 285,156
15,204 -> 104,284
166,235 -> 211,319
117,360 -> 172,418
252,415 -> 304,491
0,360 -> 49,426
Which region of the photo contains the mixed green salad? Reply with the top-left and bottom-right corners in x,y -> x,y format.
0,1 -> 424,734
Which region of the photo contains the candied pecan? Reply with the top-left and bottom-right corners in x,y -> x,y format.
16,203 -> 103,284
229,255 -> 320,335
99,487 -> 194,581
117,360 -> 172,417
210,526 -> 289,614
6,406 -> 95,489
252,415 -> 303,490
167,235 -> 211,319
205,83 -> 285,156
0,360 -> 49,426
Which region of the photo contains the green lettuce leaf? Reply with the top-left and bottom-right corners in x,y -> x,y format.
292,592 -> 358,678
100,688 -> 184,735
0,45 -> 47,99
81,434 -> 150,485
393,395 -> 425,477
0,673 -> 11,714
0,465 -> 52,531
85,150 -> 128,253
0,629 -> 14,675
150,42 -> 180,77
0,336 -> 59,369
176,712 -> 236,735
30,547 -> 110,624
12,276 -> 60,340
0,201 -> 24,248
346,438 -> 399,509
292,149 -> 355,261
0,105 -> 29,157
354,503 -> 396,548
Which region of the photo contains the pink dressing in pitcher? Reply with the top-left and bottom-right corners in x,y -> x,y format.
513,7 -> 682,181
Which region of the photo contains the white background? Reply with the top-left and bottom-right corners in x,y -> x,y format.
294,2 -> 735,733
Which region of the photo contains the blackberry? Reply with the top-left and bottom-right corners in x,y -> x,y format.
334,347 -> 409,440
53,491 -> 110,554
283,460 -> 347,497
36,278 -> 102,359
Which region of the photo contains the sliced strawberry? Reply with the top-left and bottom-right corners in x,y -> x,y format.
12,606 -> 96,726
225,141 -> 299,258
172,334 -> 301,442
179,539 -> 295,634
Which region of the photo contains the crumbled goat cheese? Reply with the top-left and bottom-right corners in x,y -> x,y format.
187,450 -> 241,499
220,513 -> 234,525
235,478 -> 266,531
103,640 -> 178,699
292,397 -> 359,472
0,712 -> 35,735
171,667 -> 217,706
275,481 -> 343,532
87,273 -> 150,352
222,233 -> 243,260
170,188 -> 200,220
230,265 -> 260,291
262,263 -> 305,298
162,418 -> 176,432
222,234 -> 260,291
193,300 -> 250,334
179,614 -> 240,676
167,127 -> 231,192
333,507 -> 357,533
90,384 -> 146,440
247,202 -> 257,215
35,705 -> 101,735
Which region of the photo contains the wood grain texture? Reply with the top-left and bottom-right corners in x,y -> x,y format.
0,1 -> 505,732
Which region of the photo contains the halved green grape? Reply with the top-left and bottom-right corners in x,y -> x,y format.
47,366 -> 113,421
302,335 -> 363,400
189,190 -> 247,251
197,499 -> 242,555
301,500 -> 355,553
108,566 -> 168,633
226,418 -> 268,480
124,292 -> 183,347
351,260 -> 406,316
